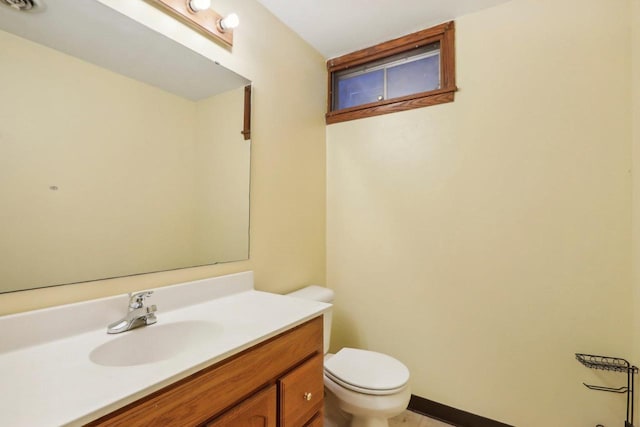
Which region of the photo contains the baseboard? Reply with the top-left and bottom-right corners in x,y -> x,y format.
408,394 -> 515,427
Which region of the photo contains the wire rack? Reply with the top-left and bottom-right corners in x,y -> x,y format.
576,353 -> 638,427
576,354 -> 636,374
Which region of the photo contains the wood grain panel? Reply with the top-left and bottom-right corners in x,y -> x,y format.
326,91 -> 455,124
206,385 -> 276,427
242,85 -> 252,140
279,354 -> 324,427
327,22 -> 453,72
303,411 -> 324,427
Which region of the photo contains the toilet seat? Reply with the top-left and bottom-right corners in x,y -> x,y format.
324,348 -> 410,396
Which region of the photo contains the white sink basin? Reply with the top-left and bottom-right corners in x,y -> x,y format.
89,320 -> 221,367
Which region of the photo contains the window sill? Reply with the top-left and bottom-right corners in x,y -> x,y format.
325,87 -> 456,125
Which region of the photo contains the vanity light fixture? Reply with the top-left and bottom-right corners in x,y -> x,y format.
217,13 -> 239,32
187,0 -> 210,13
0,0 -> 45,12
151,0 -> 237,47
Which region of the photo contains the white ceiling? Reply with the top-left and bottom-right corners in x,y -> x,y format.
256,0 -> 514,58
0,0 -> 249,100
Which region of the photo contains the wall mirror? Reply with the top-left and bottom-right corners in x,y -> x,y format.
0,0 -> 251,293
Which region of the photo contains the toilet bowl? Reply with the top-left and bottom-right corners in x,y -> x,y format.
287,286 -> 411,427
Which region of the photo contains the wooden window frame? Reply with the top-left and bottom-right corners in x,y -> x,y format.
242,85 -> 251,140
326,21 -> 456,124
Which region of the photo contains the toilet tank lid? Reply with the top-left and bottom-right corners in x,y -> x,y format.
287,285 -> 334,303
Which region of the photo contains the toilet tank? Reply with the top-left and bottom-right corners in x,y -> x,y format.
287,285 -> 333,354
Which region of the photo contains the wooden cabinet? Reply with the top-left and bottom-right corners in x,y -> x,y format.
303,412 -> 324,427
279,354 -> 324,427
206,385 -> 277,427
86,316 -> 323,427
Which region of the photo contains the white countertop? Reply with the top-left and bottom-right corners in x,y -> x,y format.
0,272 -> 330,426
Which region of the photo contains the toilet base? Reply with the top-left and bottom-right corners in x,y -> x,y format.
324,374 -> 411,427
324,396 -> 395,427
324,389 -> 352,427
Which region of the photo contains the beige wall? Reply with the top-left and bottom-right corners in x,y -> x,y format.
633,0 -> 640,411
0,0 -> 326,313
194,86 -> 250,263
0,29 -> 198,291
327,0 -> 632,425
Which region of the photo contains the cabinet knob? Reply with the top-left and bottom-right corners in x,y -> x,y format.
303,392 -> 313,401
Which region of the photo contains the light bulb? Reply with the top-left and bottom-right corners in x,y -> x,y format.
188,0 -> 211,12
218,13 -> 239,31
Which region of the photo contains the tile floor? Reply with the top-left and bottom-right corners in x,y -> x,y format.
389,410 -> 455,427
324,390 -> 454,427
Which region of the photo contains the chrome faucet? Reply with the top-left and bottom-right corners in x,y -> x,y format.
107,291 -> 157,334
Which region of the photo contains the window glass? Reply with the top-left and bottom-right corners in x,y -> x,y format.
336,69 -> 384,110
333,43 -> 440,111
387,53 -> 440,99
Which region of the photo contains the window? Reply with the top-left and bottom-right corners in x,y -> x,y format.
326,22 -> 456,124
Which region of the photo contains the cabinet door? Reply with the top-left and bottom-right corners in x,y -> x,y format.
279,354 -> 324,427
207,385 -> 277,427
303,410 -> 324,427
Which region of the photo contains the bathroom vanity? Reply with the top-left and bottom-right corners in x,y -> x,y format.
0,272 -> 329,426
87,318 -> 324,426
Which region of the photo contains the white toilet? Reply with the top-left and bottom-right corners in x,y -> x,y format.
288,286 -> 411,427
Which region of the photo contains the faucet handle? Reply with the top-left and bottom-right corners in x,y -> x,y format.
128,290 -> 154,309
145,305 -> 158,325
